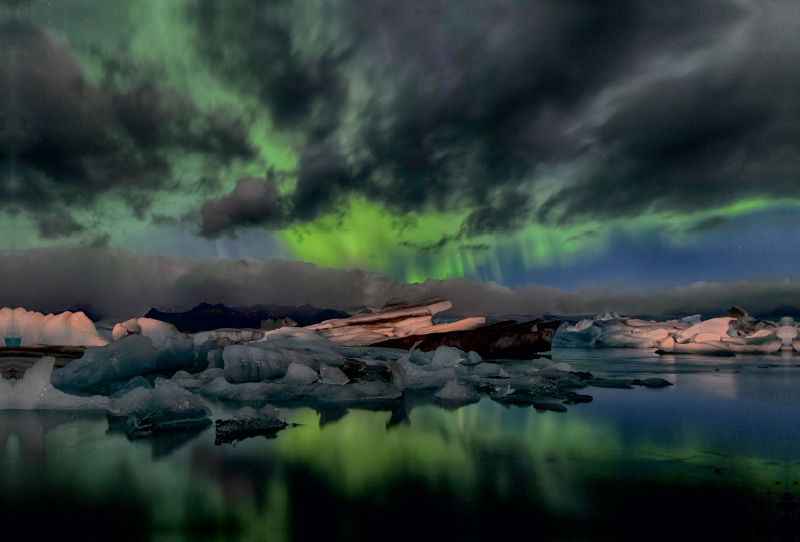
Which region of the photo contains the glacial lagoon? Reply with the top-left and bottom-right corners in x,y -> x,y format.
3,348 -> 800,541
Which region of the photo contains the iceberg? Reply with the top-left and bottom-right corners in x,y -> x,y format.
107,378 -> 211,433
319,364 -> 350,385
189,329 -> 265,346
0,307 -> 108,347
0,357 -> 109,410
278,363 -> 319,385
554,315 -> 691,348
222,344 -> 294,382
51,332 -> 195,390
306,297 -> 485,346
252,327 -> 345,363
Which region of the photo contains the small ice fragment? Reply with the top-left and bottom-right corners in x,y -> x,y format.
319,365 -> 349,385
108,379 -> 211,431
196,368 -> 225,385
197,376 -> 235,398
434,380 -> 480,405
547,362 -> 576,373
110,376 -> 152,399
279,363 -> 318,385
431,346 -> 465,367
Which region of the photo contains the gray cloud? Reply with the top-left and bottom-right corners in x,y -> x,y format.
0,21 -> 253,229
200,177 -> 286,236
35,210 -> 84,239
192,0 -> 792,239
2,247 -> 799,320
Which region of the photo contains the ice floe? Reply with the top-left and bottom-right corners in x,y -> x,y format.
0,357 -> 108,409
0,307 -> 108,347
107,378 -> 211,433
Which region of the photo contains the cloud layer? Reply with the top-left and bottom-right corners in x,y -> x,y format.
0,21 -> 252,237
194,0 -> 798,238
2,247 -> 798,320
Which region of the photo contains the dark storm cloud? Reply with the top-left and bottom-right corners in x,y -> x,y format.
193,0 -> 789,238
35,210 -> 84,239
200,177 -> 286,236
0,21 -> 253,235
2,247 -> 800,319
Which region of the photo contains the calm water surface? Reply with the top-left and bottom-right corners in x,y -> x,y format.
3,348 -> 800,541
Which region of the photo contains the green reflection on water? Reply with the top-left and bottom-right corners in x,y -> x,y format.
1,395 -> 798,540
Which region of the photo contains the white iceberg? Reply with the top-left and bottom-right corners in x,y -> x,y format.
0,307 -> 108,347
0,357 -> 109,410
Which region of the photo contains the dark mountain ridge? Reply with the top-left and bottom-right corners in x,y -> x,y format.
144,302 -> 351,332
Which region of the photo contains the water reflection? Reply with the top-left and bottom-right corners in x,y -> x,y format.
1,350 -> 800,540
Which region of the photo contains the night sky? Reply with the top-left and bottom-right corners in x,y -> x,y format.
0,0 -> 798,317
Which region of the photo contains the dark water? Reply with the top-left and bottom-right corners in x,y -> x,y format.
3,348 -> 800,541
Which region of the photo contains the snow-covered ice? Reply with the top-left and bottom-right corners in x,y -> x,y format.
0,307 -> 108,347
0,357 -> 109,409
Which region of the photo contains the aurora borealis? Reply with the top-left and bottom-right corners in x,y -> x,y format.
1,0 -> 799,315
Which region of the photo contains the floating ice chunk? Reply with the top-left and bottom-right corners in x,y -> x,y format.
547,362 -> 576,373
222,345 -> 292,382
0,307 -> 108,347
776,326 -> 799,346
673,318 -> 736,343
110,376 -> 152,399
171,370 -> 201,390
690,332 -> 722,343
249,342 -> 320,369
197,376 -> 235,397
0,357 -> 109,410
385,359 -> 406,390
50,333 -> 195,390
195,368 -> 225,385
111,318 -> 188,349
279,363 -> 318,385
108,378 -> 211,431
430,346 -> 465,367
455,363 -> 503,377
656,336 -> 734,355
190,329 -> 265,346
401,363 -> 457,389
467,351 -> 482,364
253,327 -> 344,363
319,365 -> 349,385
434,381 -> 480,405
